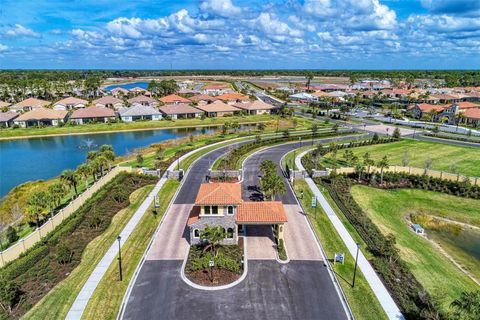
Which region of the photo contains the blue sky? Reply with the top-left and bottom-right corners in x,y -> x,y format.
0,0 -> 479,69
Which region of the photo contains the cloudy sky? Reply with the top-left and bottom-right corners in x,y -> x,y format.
0,0 -> 479,69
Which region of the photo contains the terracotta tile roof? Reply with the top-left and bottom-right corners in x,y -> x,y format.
189,94 -> 218,102
111,87 -> 129,94
233,100 -> 275,111
128,95 -> 157,104
55,97 -> 88,106
0,101 -> 11,108
216,93 -> 249,102
159,104 -> 202,115
195,183 -> 243,205
409,103 -> 448,113
187,206 -> 201,225
236,201 -> 287,223
430,93 -> 457,101
70,106 -> 116,119
159,94 -> 191,104
0,112 -> 18,122
195,100 -> 241,113
93,96 -> 123,105
119,104 -> 161,116
15,108 -> 68,121
464,108 -> 480,120
454,101 -> 479,109
13,97 -> 50,108
204,84 -> 228,90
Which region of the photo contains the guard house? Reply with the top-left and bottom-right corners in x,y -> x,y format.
187,183 -> 287,245
411,224 -> 425,235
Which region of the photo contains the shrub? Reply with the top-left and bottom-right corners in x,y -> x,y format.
56,243 -> 73,265
5,226 -> 19,245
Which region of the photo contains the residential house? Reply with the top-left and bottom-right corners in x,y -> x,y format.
53,97 -> 88,110
202,84 -> 230,96
129,87 -> 152,96
408,103 -> 448,121
289,92 -> 317,103
127,95 -> 158,107
0,112 -> 19,127
159,104 -> 203,120
233,100 -> 276,115
119,104 -> 162,122
189,94 -> 218,105
462,108 -> 480,127
187,183 -> 287,245
92,96 -> 125,110
159,94 -> 191,105
216,93 -> 250,105
11,98 -> 50,112
13,108 -> 68,127
70,106 -> 116,124
0,101 -> 11,110
194,100 -> 240,117
111,87 -> 129,98
431,102 -> 479,124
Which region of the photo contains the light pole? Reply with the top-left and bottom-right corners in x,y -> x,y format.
117,235 -> 123,281
352,243 -> 361,288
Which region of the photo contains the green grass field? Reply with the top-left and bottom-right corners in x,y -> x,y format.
350,185 -> 479,311
82,179 -> 179,320
293,180 -> 387,320
23,185 -> 154,320
321,139 -> 480,176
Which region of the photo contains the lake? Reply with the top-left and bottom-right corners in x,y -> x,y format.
428,227 -> 480,261
0,127 -> 217,197
104,81 -> 150,91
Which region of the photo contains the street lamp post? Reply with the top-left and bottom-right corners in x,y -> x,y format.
352,243 -> 361,287
117,235 -> 123,281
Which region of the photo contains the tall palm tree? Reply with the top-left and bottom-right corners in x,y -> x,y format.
76,163 -> 91,189
60,169 -> 78,195
377,156 -> 389,184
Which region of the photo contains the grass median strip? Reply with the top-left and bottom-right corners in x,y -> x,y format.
81,179 -> 180,320
293,180 -> 387,320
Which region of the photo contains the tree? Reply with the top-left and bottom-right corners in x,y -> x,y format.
260,160 -> 286,200
26,191 -> 49,227
311,123 -> 318,144
363,152 -> 375,174
305,72 -> 314,91
401,150 -> 410,167
392,127 -> 401,139
257,122 -> 266,132
0,276 -> 22,315
424,157 -> 433,175
155,146 -> 165,160
61,169 -> 78,195
76,163 -> 91,190
372,132 -> 379,142
231,121 -> 240,132
377,156 -> 389,184
136,154 -> 144,167
354,160 -> 365,182
200,225 -> 226,257
48,182 -> 66,208
5,226 -> 19,245
282,129 -> 290,138
332,123 -> 340,134
450,291 -> 480,320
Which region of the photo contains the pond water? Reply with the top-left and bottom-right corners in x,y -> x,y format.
428,227 -> 480,261
0,126 -> 218,197
104,81 -> 150,91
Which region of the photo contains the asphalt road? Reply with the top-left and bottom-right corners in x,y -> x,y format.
123,260 -> 348,320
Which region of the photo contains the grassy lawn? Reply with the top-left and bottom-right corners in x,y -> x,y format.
350,185 -> 479,311
23,184 -> 154,320
293,180 -> 387,320
320,139 -> 480,176
281,146 -> 314,170
82,179 -> 180,320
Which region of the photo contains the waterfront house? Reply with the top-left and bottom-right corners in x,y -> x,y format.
187,183 -> 287,245
13,108 -> 68,127
127,95 -> 158,107
11,98 -> 50,112
233,100 -> 276,115
202,84 -> 230,96
194,100 -> 241,117
111,87 -> 129,98
119,104 -> 162,122
159,94 -> 191,105
0,112 -> 19,127
216,93 -> 250,105
53,97 -> 88,110
92,96 -> 125,110
129,87 -> 151,96
70,106 -> 116,124
188,94 -> 218,105
158,104 -> 203,120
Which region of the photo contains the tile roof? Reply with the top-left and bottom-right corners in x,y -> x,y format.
195,183 -> 243,205
111,87 -> 129,94
15,108 -> 68,121
216,92 -> 249,101
409,103 -> 448,113
70,106 -> 116,119
93,96 -> 124,105
128,95 -> 157,104
159,94 -> 191,104
236,201 -> 287,223
0,112 -> 18,122
187,206 -> 201,225
195,100 -> 241,113
159,104 -> 202,115
119,104 -> 161,116
55,97 -> 88,106
454,101 -> 479,109
464,108 -> 480,120
0,101 -> 11,108
233,100 -> 275,111
13,97 -> 50,108
189,94 -> 218,102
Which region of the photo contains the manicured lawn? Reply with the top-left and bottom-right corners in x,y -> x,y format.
293,180 -> 387,320
350,185 -> 479,311
321,139 -> 480,176
281,146 -> 313,170
23,184 -> 154,320
81,180 -> 180,320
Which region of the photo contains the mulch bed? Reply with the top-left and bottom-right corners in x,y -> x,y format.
209,177 -> 239,183
186,268 -> 241,286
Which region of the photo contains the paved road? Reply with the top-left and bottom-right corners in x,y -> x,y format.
123,260 -> 347,320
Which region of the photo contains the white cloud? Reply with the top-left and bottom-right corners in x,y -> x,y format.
4,24 -> 40,38
0,44 -> 8,51
200,0 -> 242,17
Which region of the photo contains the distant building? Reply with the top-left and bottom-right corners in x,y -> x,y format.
127,95 -> 158,107
233,100 -> 276,115
53,97 -> 88,110
70,106 -> 116,124
111,87 -> 129,98
11,98 -> 50,112
216,93 -> 250,105
462,108 -> 480,127
289,92 -> 317,103
14,108 -> 68,127
92,96 -> 125,110
189,94 -> 218,105
408,103 -> 448,121
159,94 -> 191,105
159,104 -> 203,120
0,112 -> 19,127
119,104 -> 162,122
194,100 -> 241,117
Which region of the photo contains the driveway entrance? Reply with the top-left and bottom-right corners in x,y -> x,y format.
245,225 -> 277,260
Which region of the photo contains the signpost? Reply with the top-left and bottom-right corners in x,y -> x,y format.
154,195 -> 160,209
209,260 -> 214,283
311,196 -> 317,218
334,253 -> 345,265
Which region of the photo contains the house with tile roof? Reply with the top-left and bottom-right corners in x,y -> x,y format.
462,108 -> 480,127
0,101 -> 11,109
70,106 -> 116,124
11,98 -> 50,112
53,97 -> 88,110
0,112 -> 19,127
408,103 -> 448,121
92,96 -> 125,110
216,92 -> 250,105
111,87 -> 129,97
159,94 -> 191,105
187,183 -> 287,245
14,108 -> 68,127
158,104 -> 203,119
233,100 -> 277,115
128,95 -> 158,107
119,104 -> 162,122
189,94 -> 218,105
194,100 -> 241,117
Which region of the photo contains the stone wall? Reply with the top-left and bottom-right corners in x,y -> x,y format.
189,215 -> 237,245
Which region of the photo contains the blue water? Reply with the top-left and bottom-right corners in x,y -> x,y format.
0,127 -> 216,197
104,81 -> 150,91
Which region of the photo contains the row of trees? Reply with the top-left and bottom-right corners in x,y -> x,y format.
259,160 -> 286,200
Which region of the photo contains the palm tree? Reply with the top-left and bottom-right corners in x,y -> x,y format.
61,169 -> 78,195
305,72 -> 314,92
200,225 -> 226,257
450,291 -> 480,320
377,156 -> 389,184
363,152 -> 375,174
76,163 -> 91,189
87,151 -> 98,161
26,191 -> 49,228
47,183 -> 67,208
256,122 -> 266,132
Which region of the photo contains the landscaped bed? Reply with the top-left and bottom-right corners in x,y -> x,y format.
185,238 -> 244,286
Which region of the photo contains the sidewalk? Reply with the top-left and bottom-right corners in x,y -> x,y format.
295,150 -> 404,320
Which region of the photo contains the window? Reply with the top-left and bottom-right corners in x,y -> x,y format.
204,206 -> 210,214
226,228 -> 234,239
227,206 -> 234,215
193,229 -> 200,238
212,206 -> 218,214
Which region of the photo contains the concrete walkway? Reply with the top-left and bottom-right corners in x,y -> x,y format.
295,150 -> 405,320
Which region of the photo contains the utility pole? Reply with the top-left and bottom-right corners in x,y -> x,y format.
352,243 -> 361,287
117,236 -> 123,281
